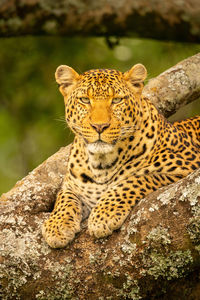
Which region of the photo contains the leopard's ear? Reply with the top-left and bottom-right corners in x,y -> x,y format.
55,65 -> 79,96
124,64 -> 147,85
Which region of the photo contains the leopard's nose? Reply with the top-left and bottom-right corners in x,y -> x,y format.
90,123 -> 110,133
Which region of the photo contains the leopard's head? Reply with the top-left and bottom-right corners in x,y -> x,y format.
55,64 -> 147,154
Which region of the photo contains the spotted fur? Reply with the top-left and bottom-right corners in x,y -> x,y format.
42,64 -> 200,248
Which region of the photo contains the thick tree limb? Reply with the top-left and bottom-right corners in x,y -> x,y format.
1,0 -> 200,42
0,153 -> 200,299
1,54 -> 200,299
143,52 -> 200,117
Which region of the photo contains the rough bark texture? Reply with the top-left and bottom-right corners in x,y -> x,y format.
0,0 -> 200,42
143,53 -> 200,118
0,53 -> 200,299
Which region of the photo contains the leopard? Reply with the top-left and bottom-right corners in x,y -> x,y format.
42,63 -> 200,248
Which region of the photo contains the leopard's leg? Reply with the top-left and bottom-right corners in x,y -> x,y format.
42,189 -> 82,248
88,174 -> 168,238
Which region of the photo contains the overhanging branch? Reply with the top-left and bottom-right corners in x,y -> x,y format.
0,0 -> 200,42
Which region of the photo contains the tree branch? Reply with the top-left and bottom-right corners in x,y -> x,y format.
1,0 -> 200,42
143,53 -> 200,117
0,54 -> 200,299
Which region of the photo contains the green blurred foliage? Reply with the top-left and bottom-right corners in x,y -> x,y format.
0,36 -> 200,194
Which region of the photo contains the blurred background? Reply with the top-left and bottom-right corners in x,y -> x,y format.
0,36 -> 200,194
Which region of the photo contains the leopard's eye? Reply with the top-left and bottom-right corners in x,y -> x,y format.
78,97 -> 90,104
112,97 -> 123,104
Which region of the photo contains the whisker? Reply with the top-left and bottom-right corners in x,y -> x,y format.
54,117 -> 69,131
54,116 -> 66,123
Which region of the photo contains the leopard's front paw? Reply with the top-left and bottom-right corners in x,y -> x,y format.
42,216 -> 81,248
88,207 -> 129,239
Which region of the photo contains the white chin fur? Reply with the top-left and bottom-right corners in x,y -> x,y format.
87,142 -> 114,154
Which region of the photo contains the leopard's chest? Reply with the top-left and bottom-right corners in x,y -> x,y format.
65,172 -> 108,218
64,137 -> 151,214
64,147 -> 121,209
